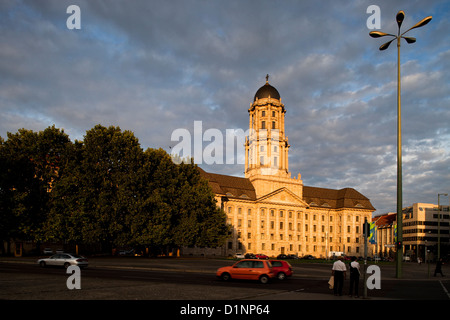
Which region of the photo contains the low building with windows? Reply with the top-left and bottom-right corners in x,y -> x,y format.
372,212 -> 396,259
185,77 -> 376,258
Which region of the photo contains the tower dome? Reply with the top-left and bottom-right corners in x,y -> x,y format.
253,74 -> 280,101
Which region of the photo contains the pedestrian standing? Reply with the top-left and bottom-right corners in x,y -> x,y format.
348,256 -> 360,298
434,258 -> 445,277
331,256 -> 346,296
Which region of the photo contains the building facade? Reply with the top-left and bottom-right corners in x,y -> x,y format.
403,203 -> 450,261
187,77 -> 376,258
372,212 -> 396,259
372,203 -> 450,261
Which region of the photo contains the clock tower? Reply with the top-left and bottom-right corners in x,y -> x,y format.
245,75 -> 303,198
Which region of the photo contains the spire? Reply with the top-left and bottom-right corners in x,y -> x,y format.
265,74 -> 269,84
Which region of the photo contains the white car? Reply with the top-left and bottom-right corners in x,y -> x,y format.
234,253 -> 245,259
38,253 -> 88,269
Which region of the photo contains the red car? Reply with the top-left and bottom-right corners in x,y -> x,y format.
216,259 -> 275,284
255,253 -> 269,259
269,259 -> 293,280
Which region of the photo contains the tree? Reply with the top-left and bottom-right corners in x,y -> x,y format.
171,161 -> 229,249
47,125 -> 144,252
0,126 -> 72,252
2,124 -> 229,256
127,149 -> 229,254
126,148 -> 176,250
44,140 -> 84,244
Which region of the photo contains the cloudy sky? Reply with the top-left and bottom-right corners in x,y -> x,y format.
1,0 -> 449,215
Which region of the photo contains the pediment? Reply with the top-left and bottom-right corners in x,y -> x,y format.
257,187 -> 308,207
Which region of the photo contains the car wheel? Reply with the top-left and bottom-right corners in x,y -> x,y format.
39,261 -> 46,268
277,272 -> 286,280
64,262 -> 70,269
259,275 -> 269,284
221,273 -> 231,281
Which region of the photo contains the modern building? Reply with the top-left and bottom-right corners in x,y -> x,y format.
372,203 -> 450,261
403,203 -> 450,261
186,77 -> 376,258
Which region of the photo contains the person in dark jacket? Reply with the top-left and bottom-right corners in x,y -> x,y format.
348,256 -> 361,297
434,258 -> 445,277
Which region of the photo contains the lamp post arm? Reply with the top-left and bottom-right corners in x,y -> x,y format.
401,16 -> 433,36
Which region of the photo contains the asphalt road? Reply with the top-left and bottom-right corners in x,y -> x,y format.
1,256 -> 449,301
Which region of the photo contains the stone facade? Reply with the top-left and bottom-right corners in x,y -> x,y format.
184,77 -> 375,258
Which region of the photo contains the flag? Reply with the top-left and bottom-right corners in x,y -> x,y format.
368,221 -> 377,244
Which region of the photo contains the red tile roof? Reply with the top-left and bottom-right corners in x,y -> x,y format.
199,168 -> 256,200
303,186 -> 375,211
199,168 -> 375,211
372,213 -> 396,228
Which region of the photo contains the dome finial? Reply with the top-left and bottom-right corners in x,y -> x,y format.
254,75 -> 280,101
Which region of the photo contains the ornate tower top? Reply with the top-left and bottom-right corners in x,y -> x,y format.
244,76 -> 302,198
253,75 -> 281,102
245,77 -> 289,179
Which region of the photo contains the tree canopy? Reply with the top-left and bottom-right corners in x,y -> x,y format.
0,125 -> 229,255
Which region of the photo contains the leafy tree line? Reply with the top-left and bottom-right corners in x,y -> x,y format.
0,125 -> 229,255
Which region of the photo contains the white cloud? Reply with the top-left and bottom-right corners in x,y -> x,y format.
1,0 -> 449,214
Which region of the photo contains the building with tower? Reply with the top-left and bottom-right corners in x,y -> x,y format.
185,76 -> 375,258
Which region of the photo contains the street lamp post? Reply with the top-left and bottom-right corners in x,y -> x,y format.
369,11 -> 432,279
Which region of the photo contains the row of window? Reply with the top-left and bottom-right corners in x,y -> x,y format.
230,219 -> 361,234
258,155 -> 277,166
259,145 -> 278,152
260,110 -> 278,118
235,231 -> 361,244
404,220 -> 450,227
403,236 -> 450,242
405,208 -> 449,219
230,242 -> 360,254
250,111 -> 281,130
403,229 -> 450,235
227,207 -> 364,223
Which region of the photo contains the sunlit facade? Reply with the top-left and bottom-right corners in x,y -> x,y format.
186,77 -> 375,258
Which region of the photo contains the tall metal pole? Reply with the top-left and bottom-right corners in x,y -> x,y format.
370,11 -> 432,279
396,36 -> 403,279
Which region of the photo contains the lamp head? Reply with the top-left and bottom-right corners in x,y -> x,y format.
380,38 -> 395,51
403,36 -> 416,44
410,16 -> 432,30
396,11 -> 405,29
369,31 -> 391,38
